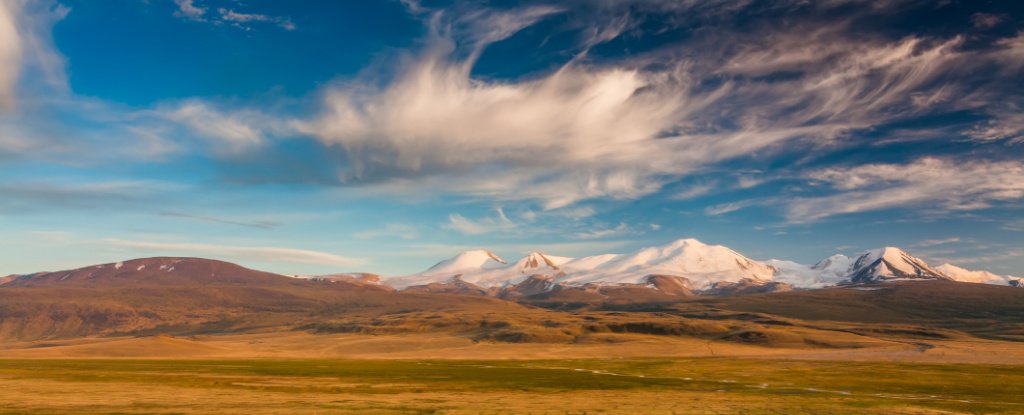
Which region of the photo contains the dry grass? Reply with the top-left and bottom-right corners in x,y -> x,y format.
1,357 -> 1022,414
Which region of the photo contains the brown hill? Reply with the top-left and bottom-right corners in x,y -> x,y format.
673,280 -> 1024,341
3,257 -> 325,288
700,278 -> 793,296
0,257 -> 599,344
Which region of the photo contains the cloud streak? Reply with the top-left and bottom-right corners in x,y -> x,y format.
99,239 -> 362,267
784,158 -> 1024,223
288,2 -> 1022,212
158,212 -> 281,230
172,0 -> 295,30
444,208 -> 517,235
0,0 -> 21,110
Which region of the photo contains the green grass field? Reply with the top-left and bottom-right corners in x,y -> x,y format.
1,358 -> 1021,414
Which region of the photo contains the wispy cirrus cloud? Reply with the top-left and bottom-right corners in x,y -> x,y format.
392,240 -> 632,263
99,238 -> 362,267
158,212 -> 281,230
965,104 -> 1024,145
672,183 -> 716,200
444,208 -> 517,235
573,222 -> 633,240
0,179 -> 185,214
158,100 -> 283,153
0,0 -> 21,110
912,237 -> 961,248
7,0 -> 1023,217
705,201 -> 758,216
353,223 -> 419,240
172,0 -> 295,30
783,157 -> 1024,223
288,1 -> 1023,212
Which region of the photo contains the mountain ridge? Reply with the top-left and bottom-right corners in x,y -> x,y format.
385,239 -> 1018,293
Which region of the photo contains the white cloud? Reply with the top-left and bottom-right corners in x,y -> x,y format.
785,158 -> 1024,222
444,208 -> 516,235
705,200 -> 759,216
174,0 -> 206,21
158,211 -> 280,230
291,5 -> 786,210
161,100 -> 276,153
218,8 -> 266,23
912,237 -> 961,248
353,223 -> 419,240
99,238 -> 362,267
457,6 -> 563,49
291,4 -> 1018,210
573,222 -> 632,240
172,1 -> 294,30
672,183 -> 715,200
4,0 -> 1022,228
965,105 -> 1024,144
396,240 -> 632,262
927,247 -> 1024,269
556,206 -> 597,220
217,8 -> 295,30
0,0 -> 21,110
0,179 -> 185,213
0,0 -> 68,110
296,25 -> 726,208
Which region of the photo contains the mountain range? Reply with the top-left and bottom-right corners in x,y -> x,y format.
383,239 -> 1021,296
1,241 -> 1022,344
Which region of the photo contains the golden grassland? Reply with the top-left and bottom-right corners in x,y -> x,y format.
4,331 -> 1024,364
2,331 -> 1024,414
2,355 -> 1023,414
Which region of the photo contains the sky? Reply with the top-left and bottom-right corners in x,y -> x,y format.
1,0 -> 1022,277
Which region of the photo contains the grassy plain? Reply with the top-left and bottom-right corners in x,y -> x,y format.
1,357 -> 1022,414
3,279 -> 1023,414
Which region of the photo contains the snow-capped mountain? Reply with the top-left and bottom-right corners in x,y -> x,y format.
811,254 -> 856,280
845,247 -> 951,283
772,247 -> 951,286
935,263 -> 1015,285
766,257 -> 848,288
555,238 -> 776,288
424,249 -> 509,274
385,250 -> 573,289
385,240 -> 1013,293
386,238 -> 777,290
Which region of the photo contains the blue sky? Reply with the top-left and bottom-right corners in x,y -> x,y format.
1,0 -> 1022,276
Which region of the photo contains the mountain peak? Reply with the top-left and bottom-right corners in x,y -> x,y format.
666,238 -> 707,248
847,247 -> 949,283
812,254 -> 853,271
512,252 -> 571,273
426,249 -> 507,274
